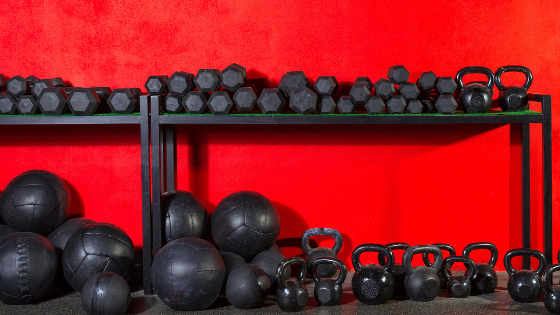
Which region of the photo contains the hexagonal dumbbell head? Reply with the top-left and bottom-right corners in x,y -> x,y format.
407,100 -> 423,114
289,86 -> 317,114
129,88 -> 143,99
6,75 -> 30,98
17,95 -> 39,115
436,77 -> 457,95
313,76 -> 338,96
386,95 -> 406,114
107,88 -> 138,114
373,78 -> 395,99
337,96 -> 356,114
194,69 -> 220,92
0,92 -> 17,115
183,91 -> 208,114
220,64 -> 246,91
257,88 -> 286,114
317,96 -> 336,114
349,83 -> 371,105
231,63 -> 247,79
397,83 -> 420,100
31,79 -> 55,98
208,91 -> 234,115
167,72 -> 194,96
164,94 -> 183,114
63,87 -> 75,98
421,100 -> 434,113
49,77 -> 66,87
93,87 -> 112,103
145,76 -> 168,95
417,71 -> 437,90
26,75 -> 39,88
278,71 -> 310,97
38,88 -> 68,115
388,65 -> 410,85
365,96 -> 385,114
355,77 -> 373,91
68,88 -> 101,116
435,95 -> 458,114
233,86 -> 257,111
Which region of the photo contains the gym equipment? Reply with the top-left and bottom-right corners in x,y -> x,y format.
6,75 -> 30,98
47,217 -> 96,256
68,88 -> 102,116
208,91 -> 234,115
495,65 -> 533,112
49,77 -> 66,87
276,257 -> 308,312
373,78 -> 395,99
0,232 -> 57,304
378,242 -> 409,296
0,224 -> 18,239
145,75 -> 168,95
337,96 -> 356,114
386,95 -> 406,114
421,100 -> 435,113
251,249 -> 289,291
402,245 -> 443,302
270,242 -> 282,254
435,77 -> 457,95
26,75 -> 39,88
164,94 -> 182,113
462,242 -> 498,294
351,244 -> 394,305
355,77 -> 373,90
504,248 -> 546,303
220,251 -> 246,291
365,96 -> 385,114
417,71 -> 438,91
422,243 -> 456,289
456,66 -> 495,113
31,79 -> 55,98
314,76 -> 338,96
92,87 -> 112,112
81,272 -> 131,315
0,170 -> 70,236
257,88 -> 286,114
317,96 -> 336,114
233,86 -> 258,111
278,71 -> 310,97
194,69 -> 220,92
151,237 -> 225,310
443,256 -> 477,298
220,64 -> 246,91
129,88 -> 143,99
544,264 -> 560,314
168,72 -> 195,96
349,83 -> 371,105
226,264 -> 270,309
183,91 -> 208,114
38,87 -> 68,115
0,92 -> 17,114
301,228 -> 343,278
311,257 -> 347,306
63,223 -> 135,292
407,100 -> 423,114
388,65 -> 410,85
398,83 -> 420,100
211,191 -> 280,259
162,190 -> 210,242
17,95 -> 39,115
107,88 -> 138,114
434,95 -> 458,114
63,87 -> 75,98
289,86 -> 317,114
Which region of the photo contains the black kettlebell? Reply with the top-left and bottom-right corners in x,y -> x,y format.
504,248 -> 546,303
422,243 -> 456,290
443,256 -> 477,298
276,257 -> 308,312
495,65 -> 533,112
351,244 -> 395,305
402,245 -> 443,302
310,257 -> 347,306
456,66 -> 495,113
301,228 -> 343,278
378,242 -> 409,296
462,242 -> 498,294
544,264 -> 560,314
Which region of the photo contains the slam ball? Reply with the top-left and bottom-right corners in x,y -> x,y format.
47,217 -> 96,255
211,191 -> 281,259
63,223 -> 135,292
81,272 -> 131,315
162,190 -> 211,243
0,170 -> 71,236
0,232 -> 58,304
226,263 -> 270,309
0,224 -> 18,239
151,237 -> 225,311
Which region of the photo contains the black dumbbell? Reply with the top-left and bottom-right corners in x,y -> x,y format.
145,76 -> 168,95
92,87 -> 112,113
68,88 -> 101,116
337,96 -> 356,114
257,88 -> 286,114
183,91 -> 208,114
164,94 -> 183,114
31,79 -> 55,99
38,88 -> 68,115
386,95 -> 406,114
349,83 -> 371,105
388,65 -> 410,85
220,64 -> 246,91
49,77 -> 67,87
289,86 -> 317,114
373,79 -> 395,99
194,69 -> 220,93
314,76 -> 338,96
0,92 -> 17,115
436,77 -> 457,95
365,96 -> 385,114
168,72 -> 195,96
208,91 -> 234,115
278,71 -> 310,97
107,88 -> 138,114
407,100 -> 423,114
6,76 -> 30,98
17,95 -> 39,115
317,96 -> 337,114
434,95 -> 458,114
26,75 -> 40,88
233,86 -> 258,111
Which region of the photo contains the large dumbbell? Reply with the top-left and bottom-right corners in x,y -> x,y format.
68,88 -> 102,116
6,75 -> 30,98
107,88 -> 138,114
38,87 -> 68,115
289,86 -> 317,114
220,64 -> 246,91
257,88 -> 286,114
233,86 -> 258,112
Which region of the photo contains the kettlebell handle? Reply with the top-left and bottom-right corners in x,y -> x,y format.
378,242 -> 409,265
311,257 -> 347,286
352,244 -> 394,273
544,264 -> 560,292
422,243 -> 456,267
277,257 -> 306,287
402,245 -> 443,275
495,65 -> 533,91
504,248 -> 547,277
443,256 -> 477,281
462,242 -> 498,267
456,66 -> 495,91
301,228 -> 343,255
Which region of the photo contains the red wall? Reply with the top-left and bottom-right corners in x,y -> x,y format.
0,0 -> 558,271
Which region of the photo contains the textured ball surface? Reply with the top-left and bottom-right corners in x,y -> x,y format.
0,225 -> 18,239
47,217 -> 96,255
81,272 -> 131,315
0,170 -> 71,236
0,232 -> 57,304
62,223 -> 135,292
251,249 -> 289,289
226,264 -> 270,309
162,190 -> 211,242
151,237 -> 225,311
211,191 -> 281,259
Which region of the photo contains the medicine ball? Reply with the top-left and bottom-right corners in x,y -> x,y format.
0,224 -> 18,239
0,170 -> 71,236
162,190 -> 211,243
62,223 -> 135,292
81,272 -> 131,315
226,263 -> 270,309
47,217 -> 96,255
219,251 -> 246,292
151,237 -> 225,311
251,249 -> 289,292
0,232 -> 57,304
211,191 -> 281,259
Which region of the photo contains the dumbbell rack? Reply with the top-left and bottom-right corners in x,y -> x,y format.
145,93 -> 552,295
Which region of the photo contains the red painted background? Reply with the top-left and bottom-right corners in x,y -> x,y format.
0,0 -> 558,271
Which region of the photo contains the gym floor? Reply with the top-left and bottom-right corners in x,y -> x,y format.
0,272 -> 555,315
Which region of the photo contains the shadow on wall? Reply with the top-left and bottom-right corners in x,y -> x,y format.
65,180 -> 85,218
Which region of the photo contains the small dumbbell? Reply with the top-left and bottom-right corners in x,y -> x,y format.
278,71 -> 310,98
169,72 -> 195,96
208,91 -> 234,115
194,69 -> 220,93
38,88 -> 68,115
68,88 -> 102,116
314,76 -> 338,114
257,88 -> 286,114
0,92 -> 17,115
220,64 -> 246,91
17,95 -> 39,115
145,76 -> 168,95
289,86 -> 317,114
233,86 -> 258,112
6,76 -> 30,98
107,88 -> 138,114
183,91 -> 208,114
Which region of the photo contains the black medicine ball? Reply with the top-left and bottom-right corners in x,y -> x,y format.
162,190 -> 211,243
47,217 -> 96,255
81,272 -> 131,315
0,224 -> 18,239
